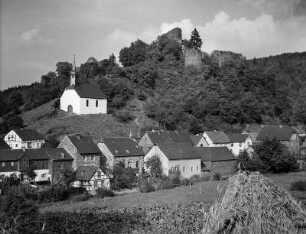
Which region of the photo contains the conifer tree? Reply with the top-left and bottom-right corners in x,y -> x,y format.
189,28 -> 202,49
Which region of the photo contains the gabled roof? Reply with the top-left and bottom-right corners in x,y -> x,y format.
0,149 -> 26,161
75,166 -> 100,181
68,135 -> 101,154
189,135 -> 202,146
157,143 -> 200,160
256,125 -> 295,141
0,139 -> 10,149
13,129 -> 45,141
205,131 -> 230,144
146,131 -> 193,145
66,83 -> 106,99
194,147 -> 236,162
103,137 -> 144,157
243,124 -> 264,133
227,133 -> 248,143
25,148 -> 73,161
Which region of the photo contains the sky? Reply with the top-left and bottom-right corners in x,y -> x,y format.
1,0 -> 306,90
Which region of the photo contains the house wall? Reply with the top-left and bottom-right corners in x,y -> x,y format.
0,160 -> 19,172
4,130 -> 45,149
60,89 -> 81,114
115,156 -> 144,174
196,137 -> 209,147
228,137 -> 252,157
80,154 -> 101,168
33,169 -> 50,182
203,160 -> 237,176
144,146 -> 169,176
169,159 -> 201,178
97,143 -> 115,169
138,133 -> 154,153
0,171 -> 22,177
58,136 -> 80,170
79,98 -> 107,115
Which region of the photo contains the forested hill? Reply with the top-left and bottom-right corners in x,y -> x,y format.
1,27 -> 306,137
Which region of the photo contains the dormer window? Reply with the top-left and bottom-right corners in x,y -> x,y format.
86,99 -> 89,107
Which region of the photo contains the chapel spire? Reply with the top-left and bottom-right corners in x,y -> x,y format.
70,55 -> 76,86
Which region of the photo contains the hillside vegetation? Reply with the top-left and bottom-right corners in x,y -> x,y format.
1,27 -> 306,137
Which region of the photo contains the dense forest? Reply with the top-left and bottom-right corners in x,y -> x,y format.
1,27 -> 306,135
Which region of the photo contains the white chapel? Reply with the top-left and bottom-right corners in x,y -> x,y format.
60,58 -> 107,115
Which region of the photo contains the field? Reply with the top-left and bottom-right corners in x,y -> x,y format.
41,171 -> 306,213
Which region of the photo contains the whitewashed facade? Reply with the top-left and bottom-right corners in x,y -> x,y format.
4,130 -> 45,149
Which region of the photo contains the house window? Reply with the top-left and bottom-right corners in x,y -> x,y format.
128,161 -> 131,168
136,161 -> 139,168
11,162 -> 14,167
239,143 -> 242,147
200,144 -> 203,147
96,100 -> 98,107
97,171 -> 101,178
37,143 -> 40,148
91,156 -> 94,161
191,166 -> 193,171
15,144 -> 18,148
197,166 -> 199,171
183,167 -> 185,172
41,173 -> 46,178
231,143 -> 234,147
27,142 -> 31,148
86,99 -> 89,107
94,181 -> 98,187
2,162 -> 5,167
59,164 -> 64,170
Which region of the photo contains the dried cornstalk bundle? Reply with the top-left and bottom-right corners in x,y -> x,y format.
202,171 -> 306,234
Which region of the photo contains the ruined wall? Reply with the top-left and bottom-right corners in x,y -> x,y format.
211,50 -> 245,67
184,48 -> 202,68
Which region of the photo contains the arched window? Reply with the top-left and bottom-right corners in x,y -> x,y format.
86,99 -> 89,107
96,100 -> 98,107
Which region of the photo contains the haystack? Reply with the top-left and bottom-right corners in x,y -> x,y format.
203,171 -> 306,234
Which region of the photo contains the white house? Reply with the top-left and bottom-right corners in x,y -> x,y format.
144,143 -> 201,179
202,130 -> 231,147
226,133 -> 253,156
72,166 -> 110,194
60,59 -> 107,115
4,129 -> 45,150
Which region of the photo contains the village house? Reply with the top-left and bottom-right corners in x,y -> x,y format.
97,137 -> 144,173
4,129 -> 45,149
58,134 -> 105,170
24,148 -> 73,183
144,142 -> 201,179
72,166 -> 110,194
60,58 -> 107,115
138,130 -> 193,153
241,124 -> 264,143
189,134 -> 205,147
202,130 -> 231,147
226,133 -> 253,156
256,125 -> 299,154
0,149 -> 29,178
194,147 -> 236,176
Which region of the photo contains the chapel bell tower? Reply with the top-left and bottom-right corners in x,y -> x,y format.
70,55 -> 76,86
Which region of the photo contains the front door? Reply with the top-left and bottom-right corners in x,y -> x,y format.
68,105 -> 73,113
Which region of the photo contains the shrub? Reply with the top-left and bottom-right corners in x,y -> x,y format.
139,180 -> 155,193
137,92 -> 147,101
113,110 -> 135,123
212,172 -> 221,181
290,180 -> 306,191
96,188 -> 115,198
71,192 -> 90,202
111,162 -> 137,190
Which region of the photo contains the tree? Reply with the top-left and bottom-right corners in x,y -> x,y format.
189,28 -> 202,49
145,155 -> 163,178
110,162 -> 137,190
26,165 -> 37,181
253,138 -> 299,173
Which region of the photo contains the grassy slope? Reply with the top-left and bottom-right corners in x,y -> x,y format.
21,98 -> 158,141
40,171 -> 306,213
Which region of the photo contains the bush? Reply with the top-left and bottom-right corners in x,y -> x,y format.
113,110 -> 135,123
96,188 -> 115,198
290,180 -> 306,191
137,92 -> 147,101
111,162 -> 137,190
212,172 -> 221,181
139,180 -> 155,193
71,192 -> 90,202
